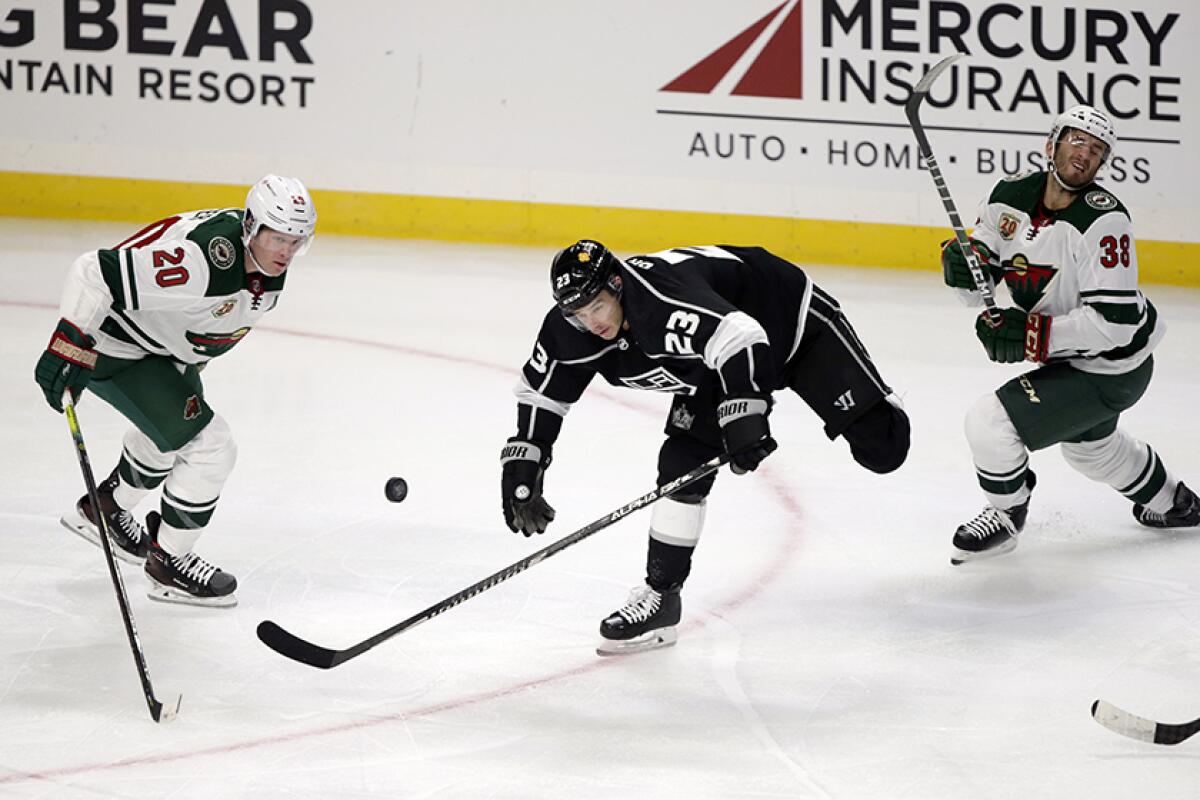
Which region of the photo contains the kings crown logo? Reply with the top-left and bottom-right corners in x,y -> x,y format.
670,404 -> 696,431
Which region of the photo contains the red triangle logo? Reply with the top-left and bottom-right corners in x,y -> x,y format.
661,1 -> 803,99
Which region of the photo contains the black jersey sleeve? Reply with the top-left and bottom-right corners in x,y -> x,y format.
511,311 -> 602,447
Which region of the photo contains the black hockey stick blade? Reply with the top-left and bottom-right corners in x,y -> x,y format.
1091,699 -> 1200,745
257,620 -> 345,669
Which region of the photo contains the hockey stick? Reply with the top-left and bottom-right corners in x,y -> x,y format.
63,394 -> 181,723
257,453 -> 731,669
904,52 -> 1002,325
1091,699 -> 1200,745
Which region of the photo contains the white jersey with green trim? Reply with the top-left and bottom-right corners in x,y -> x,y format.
58,208 -> 286,365
962,170 -> 1164,375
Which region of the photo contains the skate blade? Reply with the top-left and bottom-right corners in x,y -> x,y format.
950,538 -> 1018,566
60,511 -> 144,566
146,578 -> 237,608
596,626 -> 678,656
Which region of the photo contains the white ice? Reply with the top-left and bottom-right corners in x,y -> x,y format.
2,219 -> 1199,798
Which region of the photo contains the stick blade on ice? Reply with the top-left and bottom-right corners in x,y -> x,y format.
1091,699 -> 1157,743
257,621 -> 341,669
1091,699 -> 1200,745
153,694 -> 183,724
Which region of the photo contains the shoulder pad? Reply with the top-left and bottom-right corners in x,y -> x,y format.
1059,185 -> 1130,233
187,211 -> 246,279
988,171 -> 1045,212
1002,168 -> 1040,183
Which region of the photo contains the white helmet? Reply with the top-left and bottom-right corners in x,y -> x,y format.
1048,104 -> 1116,167
243,174 -> 317,251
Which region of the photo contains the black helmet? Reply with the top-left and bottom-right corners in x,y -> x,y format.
550,240 -> 622,312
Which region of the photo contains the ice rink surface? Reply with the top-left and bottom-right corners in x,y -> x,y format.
2,219 -> 1199,798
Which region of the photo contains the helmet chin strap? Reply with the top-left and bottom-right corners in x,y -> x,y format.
1048,164 -> 1088,193
245,243 -> 266,273
244,242 -> 284,276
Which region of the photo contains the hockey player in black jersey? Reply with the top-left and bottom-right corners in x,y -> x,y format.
500,240 -> 911,654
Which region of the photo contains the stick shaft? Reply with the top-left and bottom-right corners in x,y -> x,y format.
64,395 -> 177,722
904,54 -> 1001,322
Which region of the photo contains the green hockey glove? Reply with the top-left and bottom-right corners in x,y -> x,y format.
975,308 -> 1051,364
942,238 -> 1000,290
34,318 -> 97,412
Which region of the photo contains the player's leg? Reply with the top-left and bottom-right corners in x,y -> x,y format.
841,395 -> 911,474
1055,358 -> 1199,528
83,357 -> 239,605
59,354 -> 168,563
955,358 -> 1160,564
597,395 -> 720,655
144,409 -> 239,607
1061,427 -> 1197,526
952,391 -> 1036,564
785,285 -> 910,472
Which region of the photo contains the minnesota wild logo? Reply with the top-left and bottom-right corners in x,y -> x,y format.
1000,254 -> 1057,312
186,327 -> 251,357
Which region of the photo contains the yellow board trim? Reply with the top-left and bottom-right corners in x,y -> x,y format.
1,170 -> 1196,286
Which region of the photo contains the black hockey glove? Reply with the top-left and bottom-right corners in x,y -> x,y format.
34,318 -> 97,412
717,394 -> 778,475
941,237 -> 1001,290
500,439 -> 556,536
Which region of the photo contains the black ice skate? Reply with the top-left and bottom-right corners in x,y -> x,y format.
59,468 -> 149,565
1133,482 -> 1200,529
144,513 -> 238,608
952,472 -> 1036,565
596,584 -> 681,656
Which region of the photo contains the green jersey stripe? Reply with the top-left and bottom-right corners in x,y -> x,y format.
98,250 -> 127,310
112,309 -> 168,353
99,317 -> 139,346
1097,301 -> 1158,362
123,249 -> 139,311
1085,301 -> 1144,325
1080,289 -> 1139,298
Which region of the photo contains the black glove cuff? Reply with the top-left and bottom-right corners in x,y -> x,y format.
500,439 -> 551,469
717,396 -> 770,428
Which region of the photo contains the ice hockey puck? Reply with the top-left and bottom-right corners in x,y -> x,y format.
384,477 -> 408,503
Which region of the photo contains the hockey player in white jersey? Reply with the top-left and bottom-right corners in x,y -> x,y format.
34,175 -> 317,605
942,105 -> 1198,564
